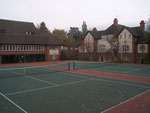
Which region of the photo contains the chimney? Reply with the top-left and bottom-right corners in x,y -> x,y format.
140,20 -> 145,31
113,18 -> 118,25
93,27 -> 97,32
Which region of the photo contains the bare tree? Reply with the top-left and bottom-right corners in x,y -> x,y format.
107,37 -> 121,61
84,41 -> 94,60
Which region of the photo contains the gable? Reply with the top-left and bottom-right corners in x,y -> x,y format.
119,28 -> 132,39
84,32 -> 94,43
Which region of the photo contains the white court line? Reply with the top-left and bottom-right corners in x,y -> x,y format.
9,70 -> 58,86
124,66 -> 150,73
128,72 -> 150,76
5,73 -> 150,96
74,61 -> 135,69
66,72 -> 150,88
0,92 -> 28,113
5,78 -> 94,96
79,67 -> 150,77
101,89 -> 150,113
36,68 -> 150,88
33,67 -> 90,79
93,78 -> 150,88
6,66 -> 150,97
11,68 -> 150,90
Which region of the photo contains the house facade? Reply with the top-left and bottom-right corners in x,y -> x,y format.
0,19 -> 63,64
79,18 -> 150,64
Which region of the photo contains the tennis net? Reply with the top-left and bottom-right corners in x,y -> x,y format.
0,62 -> 70,78
73,61 -> 115,70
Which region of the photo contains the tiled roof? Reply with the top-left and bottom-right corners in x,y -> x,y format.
83,30 -> 105,40
84,23 -> 149,43
104,24 -> 124,37
0,19 -> 38,35
0,19 -> 63,45
89,31 -> 105,39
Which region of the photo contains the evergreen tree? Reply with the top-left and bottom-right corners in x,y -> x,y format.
37,22 -> 49,33
82,21 -> 87,35
67,27 -> 82,40
146,15 -> 150,33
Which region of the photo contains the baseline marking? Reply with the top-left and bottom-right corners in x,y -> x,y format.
9,70 -> 58,86
124,66 -> 150,73
101,89 -> 150,113
34,68 -> 150,88
30,64 -> 150,87
66,71 -> 150,88
81,68 -> 150,77
5,78 -> 93,96
0,92 -> 28,113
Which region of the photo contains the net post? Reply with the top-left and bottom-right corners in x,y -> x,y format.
73,62 -> 75,70
68,62 -> 70,71
23,68 -> 25,75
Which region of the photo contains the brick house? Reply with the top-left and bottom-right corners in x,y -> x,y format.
79,18 -> 150,63
61,40 -> 82,60
0,19 -> 63,64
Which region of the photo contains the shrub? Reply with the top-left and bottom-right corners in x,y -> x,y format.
142,53 -> 150,64
79,53 -> 90,60
60,51 -> 67,60
111,60 -> 129,63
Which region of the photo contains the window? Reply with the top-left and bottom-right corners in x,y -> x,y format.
110,44 -> 116,51
79,46 -> 84,52
99,44 -> 106,52
123,45 -> 129,52
124,33 -> 126,39
129,34 -> 131,39
52,55 -> 56,60
120,35 -> 122,39
123,57 -> 128,61
50,46 -> 58,50
18,45 -> 32,51
87,46 -> 92,52
34,45 -> 44,51
0,29 -> 6,33
25,31 -> 35,35
2,45 -> 16,51
102,35 -> 106,41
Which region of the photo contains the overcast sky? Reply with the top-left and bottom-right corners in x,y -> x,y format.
0,0 -> 150,31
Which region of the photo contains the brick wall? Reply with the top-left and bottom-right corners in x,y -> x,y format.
135,44 -> 150,64
0,45 -> 1,64
0,45 -> 61,64
46,45 -> 60,61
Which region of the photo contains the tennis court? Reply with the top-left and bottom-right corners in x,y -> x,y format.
0,61 -> 150,113
73,61 -> 150,77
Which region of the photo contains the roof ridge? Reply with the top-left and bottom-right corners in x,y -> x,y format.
0,19 -> 33,24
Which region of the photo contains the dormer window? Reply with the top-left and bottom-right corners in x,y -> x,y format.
25,31 -> 35,35
25,32 -> 28,35
0,29 -> 6,33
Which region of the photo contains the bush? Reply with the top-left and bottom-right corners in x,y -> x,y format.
142,53 -> 150,64
79,53 -> 90,60
111,60 -> 129,63
60,51 -> 67,60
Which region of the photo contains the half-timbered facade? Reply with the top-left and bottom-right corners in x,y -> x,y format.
80,18 -> 150,63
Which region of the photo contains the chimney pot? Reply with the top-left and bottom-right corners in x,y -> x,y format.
93,27 -> 97,32
113,18 -> 118,25
140,20 -> 145,31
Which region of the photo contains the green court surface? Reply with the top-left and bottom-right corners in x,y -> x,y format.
73,61 -> 150,77
0,62 -> 150,113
